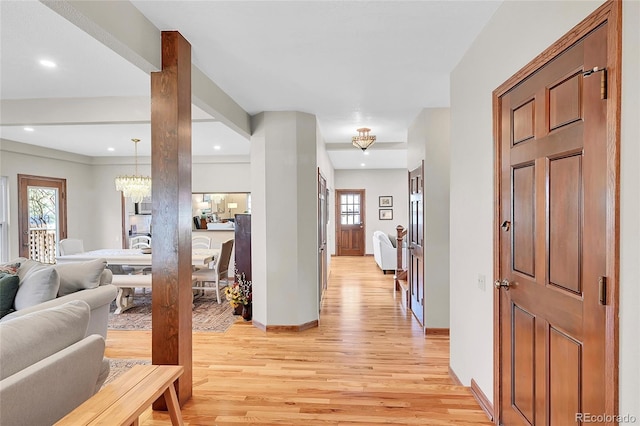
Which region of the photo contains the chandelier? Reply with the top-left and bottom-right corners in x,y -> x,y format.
114,138 -> 152,203
352,127 -> 376,151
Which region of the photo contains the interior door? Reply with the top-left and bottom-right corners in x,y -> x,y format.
335,189 -> 365,256
18,174 -> 67,263
496,23 -> 611,425
408,162 -> 424,325
318,170 -> 328,306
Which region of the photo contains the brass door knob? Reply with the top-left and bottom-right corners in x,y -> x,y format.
494,279 -> 511,290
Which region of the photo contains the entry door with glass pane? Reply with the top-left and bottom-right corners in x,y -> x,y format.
18,175 -> 67,263
335,189 -> 365,256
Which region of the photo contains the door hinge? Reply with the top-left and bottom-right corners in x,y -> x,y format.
598,276 -> 607,305
583,66 -> 607,100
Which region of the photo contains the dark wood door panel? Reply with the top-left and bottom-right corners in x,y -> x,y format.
498,20 -> 612,425
513,164 -> 536,278
512,305 -> 536,424
548,154 -> 582,294
548,327 -> 582,426
549,71 -> 583,130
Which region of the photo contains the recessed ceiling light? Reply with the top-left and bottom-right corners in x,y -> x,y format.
23,127 -> 34,132
107,147 -> 115,152
39,59 -> 57,68
360,163 -> 366,167
213,145 -> 221,150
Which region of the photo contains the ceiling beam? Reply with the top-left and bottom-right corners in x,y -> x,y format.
40,0 -> 251,138
0,97 -> 218,126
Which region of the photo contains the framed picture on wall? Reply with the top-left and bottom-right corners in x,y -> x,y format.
379,209 -> 393,220
379,196 -> 393,207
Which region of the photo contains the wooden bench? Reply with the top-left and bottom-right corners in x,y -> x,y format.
111,274 -> 200,314
55,364 -> 184,426
111,274 -> 153,314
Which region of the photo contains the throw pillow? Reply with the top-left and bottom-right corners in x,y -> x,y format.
17,258 -> 43,281
0,262 -> 21,275
13,265 -> 60,310
0,273 -> 20,318
54,258 -> 108,297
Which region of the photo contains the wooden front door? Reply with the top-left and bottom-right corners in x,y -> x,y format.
408,162 -> 424,325
18,174 -> 67,262
495,6 -> 619,424
335,189 -> 365,256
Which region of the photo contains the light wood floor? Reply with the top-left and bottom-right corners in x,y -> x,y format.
105,256 -> 492,425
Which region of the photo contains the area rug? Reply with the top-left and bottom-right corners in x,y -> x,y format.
104,358 -> 151,386
108,290 -> 237,332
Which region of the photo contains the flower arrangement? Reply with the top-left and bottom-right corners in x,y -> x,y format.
224,270 -> 252,308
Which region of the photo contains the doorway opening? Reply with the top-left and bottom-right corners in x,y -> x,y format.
18,174 -> 67,263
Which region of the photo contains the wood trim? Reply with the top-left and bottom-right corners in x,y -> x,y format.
492,67 -> 503,426
253,319 -> 319,332
604,0 -> 622,419
448,365 -> 463,386
425,328 -> 450,336
334,189 -> 366,256
17,174 -> 67,258
470,379 -> 494,422
492,1 -> 621,423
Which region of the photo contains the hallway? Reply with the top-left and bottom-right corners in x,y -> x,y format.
106,256 -> 492,425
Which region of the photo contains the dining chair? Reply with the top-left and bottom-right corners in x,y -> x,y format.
192,238 -> 234,304
128,235 -> 152,278
59,238 -> 84,255
130,235 -> 151,249
192,235 -> 212,249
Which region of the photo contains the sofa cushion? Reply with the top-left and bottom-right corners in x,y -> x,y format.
16,258 -> 43,281
0,300 -> 90,380
0,273 -> 20,318
55,258 -> 108,297
13,265 -> 60,310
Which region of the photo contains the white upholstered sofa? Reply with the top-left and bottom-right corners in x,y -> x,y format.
0,300 -> 110,425
0,258 -> 117,339
372,231 -> 406,274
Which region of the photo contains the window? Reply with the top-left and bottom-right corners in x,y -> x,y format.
340,193 -> 361,225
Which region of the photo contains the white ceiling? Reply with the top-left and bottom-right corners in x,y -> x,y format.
0,1 -> 501,169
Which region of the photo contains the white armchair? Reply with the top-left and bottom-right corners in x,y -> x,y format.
372,231 -> 405,274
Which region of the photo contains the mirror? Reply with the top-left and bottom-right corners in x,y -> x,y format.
192,193 -> 250,229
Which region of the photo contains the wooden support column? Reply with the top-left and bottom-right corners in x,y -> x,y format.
150,31 -> 192,408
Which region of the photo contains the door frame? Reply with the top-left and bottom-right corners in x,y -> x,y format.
334,189 -> 366,256
408,161 -> 425,326
492,0 -> 621,422
318,169 -> 328,307
17,174 -> 68,259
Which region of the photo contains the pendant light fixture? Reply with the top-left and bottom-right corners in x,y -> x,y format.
114,138 -> 152,203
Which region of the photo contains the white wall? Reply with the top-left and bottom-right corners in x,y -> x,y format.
250,112 -> 319,326
450,0 -> 639,418
408,108 -> 450,329
334,169 -> 408,255
0,140 -> 97,256
1,139 -> 252,254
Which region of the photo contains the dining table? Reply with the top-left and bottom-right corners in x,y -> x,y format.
56,248 -> 219,268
